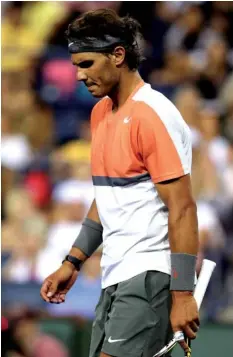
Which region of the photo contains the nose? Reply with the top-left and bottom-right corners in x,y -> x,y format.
76,69 -> 87,82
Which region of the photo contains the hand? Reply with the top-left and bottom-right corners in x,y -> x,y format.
170,291 -> 200,353
40,262 -> 78,303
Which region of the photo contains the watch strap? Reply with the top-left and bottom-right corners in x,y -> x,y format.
62,255 -> 83,271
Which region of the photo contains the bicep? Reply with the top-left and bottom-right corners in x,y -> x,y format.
155,174 -> 196,210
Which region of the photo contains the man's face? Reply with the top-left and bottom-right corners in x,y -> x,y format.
71,52 -> 119,98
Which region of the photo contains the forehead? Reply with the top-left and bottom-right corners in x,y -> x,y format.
71,52 -> 106,64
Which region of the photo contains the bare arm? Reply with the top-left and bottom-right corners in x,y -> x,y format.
155,174 -> 198,256
86,199 -> 102,224
156,174 -> 199,349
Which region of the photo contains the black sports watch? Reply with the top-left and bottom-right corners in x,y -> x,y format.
62,255 -> 83,271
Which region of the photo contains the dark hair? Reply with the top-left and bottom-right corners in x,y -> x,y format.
65,8 -> 144,70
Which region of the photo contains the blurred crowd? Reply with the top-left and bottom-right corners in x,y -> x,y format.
1,1 -> 233,355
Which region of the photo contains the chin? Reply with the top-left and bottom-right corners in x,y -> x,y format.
91,92 -> 104,98
91,90 -> 108,98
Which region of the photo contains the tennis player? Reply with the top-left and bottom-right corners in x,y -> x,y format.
40,9 -> 200,357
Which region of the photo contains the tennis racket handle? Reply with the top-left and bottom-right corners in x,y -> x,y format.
182,260 -> 216,356
193,259 -> 216,309
185,337 -> 191,357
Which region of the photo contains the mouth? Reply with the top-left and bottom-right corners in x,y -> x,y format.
86,84 -> 97,92
86,83 -> 96,88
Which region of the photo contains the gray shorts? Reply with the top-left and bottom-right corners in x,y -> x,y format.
89,271 -> 172,357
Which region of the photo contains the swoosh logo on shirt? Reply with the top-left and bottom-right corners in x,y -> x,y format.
123,117 -> 131,124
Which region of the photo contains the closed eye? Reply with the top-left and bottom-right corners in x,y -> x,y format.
78,60 -> 94,68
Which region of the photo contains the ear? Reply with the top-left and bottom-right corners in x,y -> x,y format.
112,46 -> 126,67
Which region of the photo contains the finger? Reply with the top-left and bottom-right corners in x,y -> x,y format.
50,293 -> 60,303
183,324 -> 196,339
179,340 -> 191,354
41,280 -> 51,296
47,280 -> 58,298
49,292 -> 66,304
54,293 -> 65,304
59,293 -> 66,302
50,297 -> 60,304
49,292 -> 60,303
190,320 -> 199,333
41,291 -> 50,302
40,281 -> 52,302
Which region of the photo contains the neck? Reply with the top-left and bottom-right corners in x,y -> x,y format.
109,70 -> 143,112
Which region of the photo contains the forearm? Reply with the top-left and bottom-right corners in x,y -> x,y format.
68,246 -> 89,262
168,200 -> 199,255
169,200 -> 199,292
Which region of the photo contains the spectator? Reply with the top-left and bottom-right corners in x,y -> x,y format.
8,310 -> 68,357
2,188 -> 40,254
2,214 -> 48,283
195,38 -> 232,106
219,72 -> 233,141
200,108 -> 231,186
196,200 -> 226,320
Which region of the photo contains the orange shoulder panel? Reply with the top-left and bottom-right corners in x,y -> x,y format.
132,101 -> 184,182
90,97 -> 111,133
